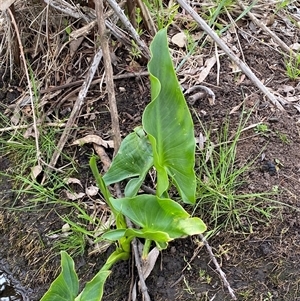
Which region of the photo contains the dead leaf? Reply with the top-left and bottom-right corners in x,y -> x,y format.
171,32 -> 186,48
62,223 -> 71,233
31,165 -> 42,180
280,85 -> 295,95
286,96 -> 300,102
195,132 -> 206,150
198,56 -> 217,83
65,190 -> 85,200
85,185 -> 99,196
64,177 -> 83,187
132,244 -> 160,301
293,104 -> 300,113
73,134 -> 114,148
229,101 -> 244,114
23,125 -> 39,139
141,247 -> 160,279
0,0 -> 16,11
229,62 -> 241,73
94,144 -> 111,172
70,36 -> 84,57
290,43 -> 300,51
208,97 -> 214,106
236,74 -> 246,85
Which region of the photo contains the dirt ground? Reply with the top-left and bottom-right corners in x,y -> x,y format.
1,1 -> 300,301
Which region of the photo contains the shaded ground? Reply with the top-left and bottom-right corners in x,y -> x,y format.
1,1 -> 300,301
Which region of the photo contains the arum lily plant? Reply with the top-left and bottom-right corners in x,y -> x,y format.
41,28 -> 206,301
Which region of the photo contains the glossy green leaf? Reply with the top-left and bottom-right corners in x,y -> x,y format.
125,228 -> 169,250
110,195 -> 206,240
40,251 -> 79,301
103,127 -> 153,197
101,228 -> 169,251
75,271 -> 110,301
101,229 -> 127,241
143,28 -> 196,204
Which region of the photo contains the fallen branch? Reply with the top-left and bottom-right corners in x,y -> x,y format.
42,47 -> 103,182
237,0 -> 297,58
199,233 -> 237,300
0,122 -> 66,133
40,71 -> 149,94
176,0 -> 284,111
95,2 -> 150,300
106,0 -> 150,59
95,0 -> 121,154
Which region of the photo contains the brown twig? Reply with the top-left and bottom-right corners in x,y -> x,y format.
131,236 -> 151,301
237,0 -> 297,58
40,71 -> 149,94
0,122 -> 66,133
42,48 -> 103,182
105,0 -> 150,59
95,0 -> 121,155
176,0 -> 285,111
199,233 -> 237,300
136,0 -> 157,36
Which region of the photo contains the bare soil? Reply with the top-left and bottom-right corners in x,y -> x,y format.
1,2 -> 300,301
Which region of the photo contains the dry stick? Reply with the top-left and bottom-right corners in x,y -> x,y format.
40,71 -> 149,94
199,234 -> 237,300
43,49 -> 103,180
136,0 -> 157,36
238,0 -> 297,58
131,235 -> 151,301
95,3 -> 151,300
0,122 -> 66,133
7,8 -> 41,165
95,0 -> 121,155
105,0 -> 150,59
176,0 -> 284,111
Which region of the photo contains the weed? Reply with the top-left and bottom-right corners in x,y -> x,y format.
275,0 -> 291,14
184,29 -> 198,53
284,52 -> 300,80
263,291 -> 273,301
129,39 -> 142,60
275,130 -> 290,144
200,0 -> 236,33
54,230 -> 86,258
238,289 -> 254,299
254,123 -> 270,136
135,7 -> 144,36
183,276 -> 195,295
143,0 -> 179,30
193,113 -> 276,234
199,269 -> 212,284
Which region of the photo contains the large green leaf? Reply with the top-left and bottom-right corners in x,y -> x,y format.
143,28 -> 196,204
75,271 -> 110,301
103,127 -> 153,197
40,251 -> 79,301
110,195 -> 206,240
102,228 -> 170,250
